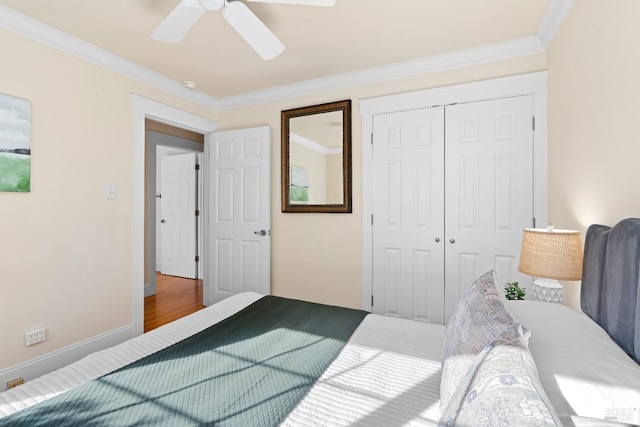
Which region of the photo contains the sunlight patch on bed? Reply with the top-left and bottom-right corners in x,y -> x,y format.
555,374 -> 640,424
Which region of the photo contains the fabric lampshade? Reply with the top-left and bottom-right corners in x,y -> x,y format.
518,228 -> 583,281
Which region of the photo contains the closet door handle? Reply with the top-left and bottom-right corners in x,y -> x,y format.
435,238 -> 440,243
449,238 -> 456,244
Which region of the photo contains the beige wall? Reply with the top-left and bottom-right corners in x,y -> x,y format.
220,54 -> 547,311
547,0 -> 640,307
0,28 -> 215,368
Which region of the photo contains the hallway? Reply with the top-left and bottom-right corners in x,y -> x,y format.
144,272 -> 204,332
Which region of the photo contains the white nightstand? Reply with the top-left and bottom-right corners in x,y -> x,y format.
532,279 -> 563,303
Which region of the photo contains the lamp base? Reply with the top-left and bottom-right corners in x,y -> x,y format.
532,278 -> 563,303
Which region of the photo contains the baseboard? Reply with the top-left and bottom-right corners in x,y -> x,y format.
0,324 -> 134,391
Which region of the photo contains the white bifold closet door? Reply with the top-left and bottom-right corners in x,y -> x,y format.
372,96 -> 534,324
443,96 -> 534,319
372,107 -> 446,324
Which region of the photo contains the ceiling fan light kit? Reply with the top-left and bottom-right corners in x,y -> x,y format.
152,0 -> 337,60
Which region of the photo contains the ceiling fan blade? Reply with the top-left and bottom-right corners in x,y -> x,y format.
223,1 -> 285,60
151,0 -> 206,43
246,0 -> 336,5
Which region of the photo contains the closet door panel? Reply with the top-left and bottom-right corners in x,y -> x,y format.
444,96 -> 534,319
372,107 -> 445,324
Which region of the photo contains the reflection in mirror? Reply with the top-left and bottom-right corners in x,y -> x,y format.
281,100 -> 351,213
289,110 -> 343,205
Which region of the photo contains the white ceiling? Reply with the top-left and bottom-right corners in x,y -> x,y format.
1,0 -> 569,109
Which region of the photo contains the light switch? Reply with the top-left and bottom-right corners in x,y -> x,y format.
105,184 -> 117,200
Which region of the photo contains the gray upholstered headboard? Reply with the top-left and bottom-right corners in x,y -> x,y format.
581,218 -> 640,364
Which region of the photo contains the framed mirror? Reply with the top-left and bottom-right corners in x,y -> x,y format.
281,100 -> 352,213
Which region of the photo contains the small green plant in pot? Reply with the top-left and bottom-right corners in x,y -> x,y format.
505,282 -> 526,300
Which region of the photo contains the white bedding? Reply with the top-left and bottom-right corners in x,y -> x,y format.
284,314 -> 443,426
0,293 -> 444,426
507,301 -> 640,427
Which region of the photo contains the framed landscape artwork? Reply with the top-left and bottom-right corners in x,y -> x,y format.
0,93 -> 31,192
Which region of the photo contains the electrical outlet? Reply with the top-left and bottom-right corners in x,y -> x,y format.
7,378 -> 23,389
25,327 -> 46,346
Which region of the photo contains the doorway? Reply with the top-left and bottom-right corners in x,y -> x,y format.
144,123 -> 205,330
133,97 -> 272,336
145,124 -> 204,296
132,96 -> 219,336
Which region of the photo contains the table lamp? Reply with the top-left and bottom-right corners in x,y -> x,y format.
518,226 -> 583,303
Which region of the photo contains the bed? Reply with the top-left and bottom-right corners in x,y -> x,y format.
1,219 -> 639,426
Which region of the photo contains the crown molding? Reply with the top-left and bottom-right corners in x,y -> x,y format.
217,36 -> 544,110
1,0 -> 574,112
0,5 -> 220,111
291,132 -> 341,155
537,0 -> 575,48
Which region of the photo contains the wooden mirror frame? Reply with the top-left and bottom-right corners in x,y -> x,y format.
281,100 -> 352,213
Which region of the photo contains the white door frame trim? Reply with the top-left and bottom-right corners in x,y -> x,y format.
132,95 -> 218,336
359,71 -> 548,311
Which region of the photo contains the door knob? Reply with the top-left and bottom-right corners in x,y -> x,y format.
254,229 -> 267,236
160,219 -> 166,224
435,238 -> 440,243
449,238 -> 456,244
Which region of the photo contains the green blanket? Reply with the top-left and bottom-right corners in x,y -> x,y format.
1,296 -> 367,426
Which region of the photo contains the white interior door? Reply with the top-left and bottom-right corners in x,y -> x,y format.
372,107 -> 446,323
160,152 -> 197,278
444,96 -> 534,319
208,126 -> 271,304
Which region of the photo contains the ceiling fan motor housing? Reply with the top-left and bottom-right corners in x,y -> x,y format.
200,0 -> 224,10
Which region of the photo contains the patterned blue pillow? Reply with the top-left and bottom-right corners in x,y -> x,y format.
439,325 -> 562,426
440,270 -> 515,410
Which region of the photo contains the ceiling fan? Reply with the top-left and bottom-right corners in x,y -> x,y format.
152,0 -> 336,61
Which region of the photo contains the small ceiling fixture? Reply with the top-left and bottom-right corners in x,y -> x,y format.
152,0 -> 336,61
182,81 -> 198,90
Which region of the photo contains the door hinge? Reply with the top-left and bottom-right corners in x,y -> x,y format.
195,255 -> 200,262
532,116 -> 536,131
195,209 -> 200,216
371,133 -> 374,145
371,295 -> 374,307
371,214 -> 374,226
533,217 -> 536,228
195,164 -> 200,171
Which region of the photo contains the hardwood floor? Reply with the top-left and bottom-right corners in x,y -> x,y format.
144,272 -> 205,332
